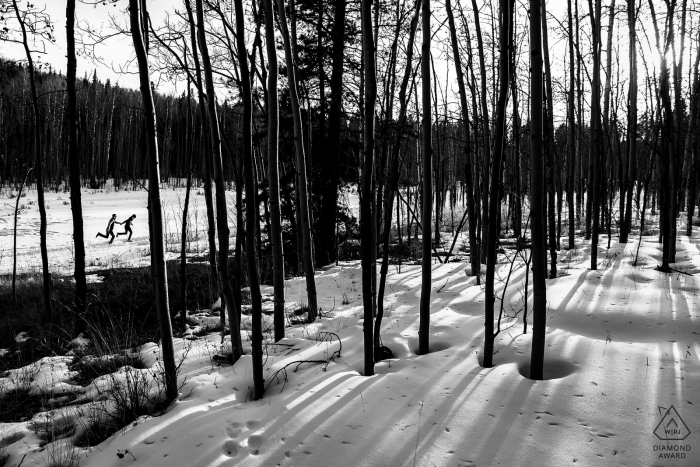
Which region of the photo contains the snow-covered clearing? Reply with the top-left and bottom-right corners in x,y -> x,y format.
0,185 -> 232,276
0,188 -> 699,466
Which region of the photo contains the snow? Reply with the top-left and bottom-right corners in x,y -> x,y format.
69,241 -> 698,467
1,188 -> 699,466
0,185 -> 234,276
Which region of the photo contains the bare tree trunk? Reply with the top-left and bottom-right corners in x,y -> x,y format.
567,0 -> 576,249
66,0 -> 87,317
232,0 -> 264,400
180,80 -> 193,335
359,0 -> 377,375
589,0 -> 602,271
278,0 -> 319,322
649,0 -> 676,270
12,0 -> 51,319
263,0 -> 285,343
529,0 -> 547,380
419,0 -> 432,356
128,0 -> 177,401
321,0 -> 347,266
471,0 -> 491,264
483,0 -> 510,369
184,0 -> 218,307
375,0 -> 422,356
542,0 -> 557,278
195,0 -> 242,362
621,0 -> 637,243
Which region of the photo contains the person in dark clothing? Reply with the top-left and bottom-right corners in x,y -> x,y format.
117,215 -> 136,242
96,214 -> 118,244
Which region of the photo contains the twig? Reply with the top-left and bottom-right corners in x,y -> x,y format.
413,401 -> 424,467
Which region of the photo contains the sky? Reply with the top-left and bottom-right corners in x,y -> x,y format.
1,0 -> 573,94
2,0 -> 179,93
1,0 -> 684,128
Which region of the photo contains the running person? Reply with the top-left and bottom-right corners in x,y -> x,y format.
117,215 -> 136,242
96,214 -> 118,244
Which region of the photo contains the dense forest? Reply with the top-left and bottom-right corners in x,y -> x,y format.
0,1 -> 700,384
1,0 -> 699,447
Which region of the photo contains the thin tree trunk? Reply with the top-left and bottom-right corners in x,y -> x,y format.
196,0 -> 242,362
180,81 -> 193,335
322,0 -> 347,266
589,0 -> 602,271
622,0 -> 637,243
233,0 -> 264,400
13,0 -> 51,319
483,0 -> 510,369
66,0 -> 87,317
567,0 -> 576,249
419,0 -> 432,356
529,0 -> 547,381
184,0 -> 218,307
542,0 -> 557,278
263,0 -> 285,343
278,0 -> 319,322
360,0 -> 377,375
375,0 -> 422,356
128,0 -> 177,401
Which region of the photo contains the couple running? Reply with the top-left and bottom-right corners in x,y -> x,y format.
96,214 -> 136,244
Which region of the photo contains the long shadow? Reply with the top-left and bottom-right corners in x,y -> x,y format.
473,377 -> 536,466
258,373 -> 380,463
553,269 -> 591,315
349,362 -> 491,464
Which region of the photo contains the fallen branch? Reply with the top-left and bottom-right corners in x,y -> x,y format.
264,332 -> 342,393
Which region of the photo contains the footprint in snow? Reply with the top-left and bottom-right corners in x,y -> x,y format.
222,440 -> 240,457
225,422 -> 243,439
247,435 -> 264,455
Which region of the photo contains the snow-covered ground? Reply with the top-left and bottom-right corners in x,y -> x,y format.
0,185 -> 234,275
1,188 -> 699,466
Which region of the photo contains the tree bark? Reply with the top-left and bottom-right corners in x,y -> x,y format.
419,0 -> 432,356
360,0 -> 377,375
621,0 -> 637,243
483,0 -> 510,369
375,0 -> 422,357
542,0 -> 557,278
128,0 -> 177,401
263,0 -> 285,343
321,0 -> 348,266
195,0 -> 242,362
278,0 -> 319,322
232,0 -> 264,400
180,80 -> 193,335
184,0 -> 218,308
471,0 -> 491,264
529,0 -> 547,381
12,0 -> 51,319
589,0 -> 602,271
66,0 -> 87,317
567,0 -> 576,249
